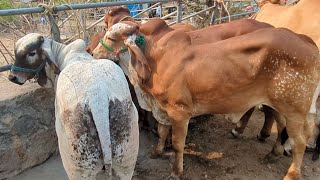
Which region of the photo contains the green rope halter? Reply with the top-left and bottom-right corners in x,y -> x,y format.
99,39 -> 128,55
99,35 -> 145,55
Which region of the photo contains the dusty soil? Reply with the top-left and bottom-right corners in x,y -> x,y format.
9,111 -> 320,180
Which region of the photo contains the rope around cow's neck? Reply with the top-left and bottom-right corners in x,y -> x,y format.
99,35 -> 145,56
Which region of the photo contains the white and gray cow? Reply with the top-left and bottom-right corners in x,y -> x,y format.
8,33 -> 139,180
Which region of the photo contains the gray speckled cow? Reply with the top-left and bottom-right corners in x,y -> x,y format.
8,33 -> 139,180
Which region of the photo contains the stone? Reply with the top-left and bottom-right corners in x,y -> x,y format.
0,82 -> 57,179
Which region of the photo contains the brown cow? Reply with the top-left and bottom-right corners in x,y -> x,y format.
236,0 -> 320,152
87,6 -> 196,134
93,18 -> 275,141
93,19 -> 320,179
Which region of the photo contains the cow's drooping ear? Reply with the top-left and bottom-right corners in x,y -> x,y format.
41,38 -> 55,64
120,22 -> 140,39
124,35 -> 151,82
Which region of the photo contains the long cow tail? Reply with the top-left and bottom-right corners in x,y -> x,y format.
88,97 -> 112,177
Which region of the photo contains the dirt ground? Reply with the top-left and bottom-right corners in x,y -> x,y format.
9,111 -> 320,180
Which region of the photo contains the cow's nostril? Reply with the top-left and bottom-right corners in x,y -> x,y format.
8,75 -> 17,82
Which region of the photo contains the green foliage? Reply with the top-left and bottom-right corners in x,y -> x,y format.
0,0 -> 16,22
0,0 -> 13,10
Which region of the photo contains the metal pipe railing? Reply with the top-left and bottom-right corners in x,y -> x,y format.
0,0 -> 176,16
0,65 -> 12,73
168,5 -> 216,26
132,2 -> 161,18
214,10 -> 257,22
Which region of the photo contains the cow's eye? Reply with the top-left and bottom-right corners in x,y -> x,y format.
108,37 -> 116,42
28,52 -> 36,56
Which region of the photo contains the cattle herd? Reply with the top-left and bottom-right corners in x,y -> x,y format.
6,0 -> 320,179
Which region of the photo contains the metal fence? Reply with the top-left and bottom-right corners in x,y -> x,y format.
0,0 -> 258,79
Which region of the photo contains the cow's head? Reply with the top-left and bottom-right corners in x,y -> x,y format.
8,33 -> 58,88
105,6 -> 131,30
92,21 -> 151,82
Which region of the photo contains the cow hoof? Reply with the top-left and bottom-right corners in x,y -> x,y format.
284,170 -> 300,180
283,149 -> 291,157
166,174 -> 181,180
262,153 -> 280,164
305,144 -> 315,152
257,134 -> 269,142
312,149 -> 320,161
150,150 -> 162,159
228,129 -> 239,139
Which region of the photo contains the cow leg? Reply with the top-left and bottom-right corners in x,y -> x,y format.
313,133 -> 320,161
231,107 -> 254,138
307,113 -> 319,149
263,109 -> 286,163
284,115 -> 311,180
151,123 -> 170,158
170,120 -> 189,180
257,105 -> 275,141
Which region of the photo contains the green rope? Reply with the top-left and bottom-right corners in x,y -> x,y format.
135,35 -> 145,46
99,35 -> 145,55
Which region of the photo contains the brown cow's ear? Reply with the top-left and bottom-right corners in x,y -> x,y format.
126,43 -> 151,82
108,9 -> 114,16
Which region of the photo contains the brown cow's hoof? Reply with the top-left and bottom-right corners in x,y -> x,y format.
150,149 -> 162,159
312,152 -> 319,161
262,153 -> 280,164
283,170 -> 300,180
166,174 -> 181,180
257,133 -> 269,142
228,129 -> 240,139
312,147 -> 320,161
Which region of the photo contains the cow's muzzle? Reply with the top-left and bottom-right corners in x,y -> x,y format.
8,74 -> 25,85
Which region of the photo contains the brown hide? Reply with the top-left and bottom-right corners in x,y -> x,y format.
187,19 -> 273,45
86,32 -> 105,54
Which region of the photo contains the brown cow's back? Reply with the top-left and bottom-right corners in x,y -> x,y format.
187,19 -> 273,45
255,0 -> 320,47
143,26 -> 319,115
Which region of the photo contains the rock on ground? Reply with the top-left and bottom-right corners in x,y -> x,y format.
0,82 -> 57,179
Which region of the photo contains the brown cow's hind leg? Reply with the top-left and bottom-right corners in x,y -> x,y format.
170,120 -> 189,180
231,107 -> 254,138
284,115 -> 309,180
257,105 -> 275,141
151,123 -> 170,158
263,109 -> 286,163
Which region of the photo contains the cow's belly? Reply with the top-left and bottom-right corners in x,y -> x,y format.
192,87 -> 269,116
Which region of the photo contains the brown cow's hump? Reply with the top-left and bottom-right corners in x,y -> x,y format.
140,19 -> 173,36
